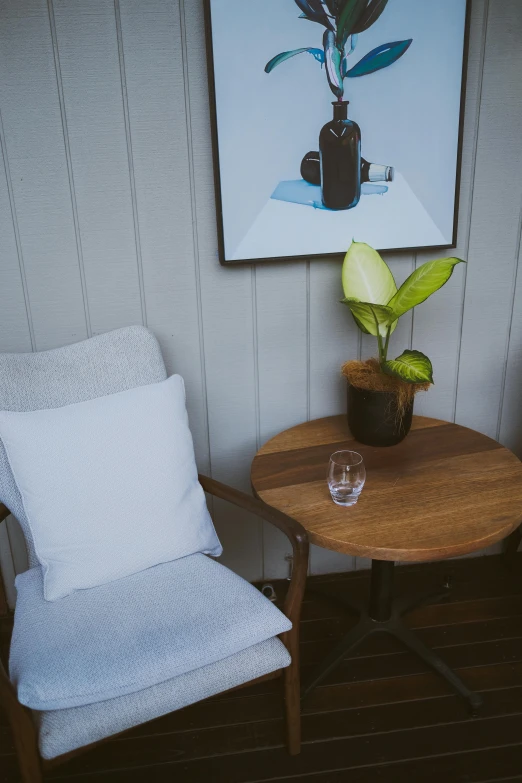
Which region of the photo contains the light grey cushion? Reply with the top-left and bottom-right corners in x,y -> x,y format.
10,553 -> 291,710
34,636 -> 290,760
0,374 -> 221,600
0,326 -> 167,567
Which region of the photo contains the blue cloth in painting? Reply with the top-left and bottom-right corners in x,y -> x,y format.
271,179 -> 388,210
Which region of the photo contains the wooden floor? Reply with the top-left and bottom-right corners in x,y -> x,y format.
1,553 -> 521,782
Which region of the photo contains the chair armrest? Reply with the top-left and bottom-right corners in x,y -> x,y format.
0,504 -> 9,524
198,474 -> 309,633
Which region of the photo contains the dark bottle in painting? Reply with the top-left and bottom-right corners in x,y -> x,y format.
319,101 -> 361,210
301,152 -> 394,187
300,151 -> 321,186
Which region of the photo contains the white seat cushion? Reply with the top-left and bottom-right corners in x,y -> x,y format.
35,637 -> 290,760
10,554 -> 291,710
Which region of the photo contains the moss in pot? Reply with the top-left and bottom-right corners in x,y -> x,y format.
340,242 -> 464,446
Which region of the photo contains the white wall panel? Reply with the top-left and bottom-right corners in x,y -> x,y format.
51,0 -> 144,334
499,230 -> 522,456
455,0 -> 522,437
415,0 -> 488,423
180,0 -> 262,581
309,259 -> 355,420
255,261 -> 309,578
118,0 -> 210,469
0,142 -> 33,353
0,0 -> 88,350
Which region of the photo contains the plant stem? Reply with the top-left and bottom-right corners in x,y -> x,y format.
376,331 -> 384,364
383,326 -> 391,363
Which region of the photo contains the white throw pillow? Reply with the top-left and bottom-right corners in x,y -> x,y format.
0,375 -> 222,600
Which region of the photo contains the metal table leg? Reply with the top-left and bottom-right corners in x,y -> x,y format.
301,559 -> 484,713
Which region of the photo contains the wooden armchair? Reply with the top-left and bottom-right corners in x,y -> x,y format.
0,327 -> 309,782
0,479 -> 308,782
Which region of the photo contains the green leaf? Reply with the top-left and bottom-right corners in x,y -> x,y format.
344,39 -> 412,78
264,48 -> 325,73
351,0 -> 389,34
294,0 -> 335,30
342,242 -> 398,336
387,257 -> 465,318
342,241 -> 397,305
336,0 -> 368,48
383,350 -> 434,384
341,33 -> 358,77
341,298 -> 394,337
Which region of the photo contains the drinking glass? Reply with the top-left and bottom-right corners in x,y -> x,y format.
328,450 -> 366,507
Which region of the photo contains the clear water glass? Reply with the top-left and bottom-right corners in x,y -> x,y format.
328,450 -> 366,507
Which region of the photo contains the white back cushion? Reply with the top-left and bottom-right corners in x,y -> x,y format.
0,375 -> 221,600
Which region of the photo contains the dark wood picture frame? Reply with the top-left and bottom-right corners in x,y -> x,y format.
203,0 -> 472,266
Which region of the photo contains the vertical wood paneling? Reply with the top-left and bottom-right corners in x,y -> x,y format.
117,0 -> 210,468
455,0 -> 522,437
414,0 -> 488,423
499,233 -> 522,456
0,0 -> 88,350
255,261 -> 309,578
0,141 -> 33,353
180,0 -> 262,581
49,0 -> 144,335
309,259 -> 353,419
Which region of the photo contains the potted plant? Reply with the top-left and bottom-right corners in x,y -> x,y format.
341,241 -> 464,446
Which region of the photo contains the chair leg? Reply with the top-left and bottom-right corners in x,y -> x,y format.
10,708 -> 43,783
1,655 -> 43,783
284,659 -> 301,755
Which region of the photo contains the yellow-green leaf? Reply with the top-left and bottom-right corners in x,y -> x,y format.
342,241 -> 397,306
383,349 -> 434,384
387,257 -> 465,319
341,298 -> 394,337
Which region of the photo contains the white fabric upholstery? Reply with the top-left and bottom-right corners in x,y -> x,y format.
34,637 -> 290,760
0,326 -> 167,567
10,554 -> 291,710
0,374 -> 221,600
1,326 -> 293,762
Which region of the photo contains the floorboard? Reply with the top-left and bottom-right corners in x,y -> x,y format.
0,553 -> 521,782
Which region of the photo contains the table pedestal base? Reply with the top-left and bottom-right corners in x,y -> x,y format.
301,559 -> 484,714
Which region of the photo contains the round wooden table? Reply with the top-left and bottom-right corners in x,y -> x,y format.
251,414 -> 522,711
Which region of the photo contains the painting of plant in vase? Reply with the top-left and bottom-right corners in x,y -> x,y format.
206,0 -> 468,263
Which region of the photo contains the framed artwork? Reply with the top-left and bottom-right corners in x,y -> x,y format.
205,0 -> 470,264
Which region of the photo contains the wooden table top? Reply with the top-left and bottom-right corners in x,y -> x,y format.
251,415 -> 522,562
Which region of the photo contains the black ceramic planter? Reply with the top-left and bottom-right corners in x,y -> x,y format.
347,383 -> 413,447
